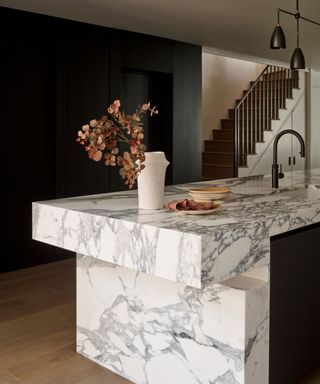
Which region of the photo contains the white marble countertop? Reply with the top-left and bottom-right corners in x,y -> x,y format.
32,169 -> 320,288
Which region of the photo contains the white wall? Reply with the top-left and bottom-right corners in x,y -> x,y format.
309,70 -> 320,169
202,53 -> 265,141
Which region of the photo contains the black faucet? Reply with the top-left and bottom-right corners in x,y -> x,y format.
272,129 -> 306,188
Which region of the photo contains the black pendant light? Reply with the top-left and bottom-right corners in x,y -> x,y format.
290,48 -> 305,69
290,17 -> 305,69
270,10 -> 286,49
270,0 -> 320,70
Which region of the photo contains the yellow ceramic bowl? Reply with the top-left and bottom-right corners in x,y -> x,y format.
188,187 -> 231,202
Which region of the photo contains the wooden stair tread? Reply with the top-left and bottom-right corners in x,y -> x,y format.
241,97 -> 293,100
251,79 -> 298,83
202,66 -> 299,179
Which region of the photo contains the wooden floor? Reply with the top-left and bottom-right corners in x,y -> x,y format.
0,258 -> 319,384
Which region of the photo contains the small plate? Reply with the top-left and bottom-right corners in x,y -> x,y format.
175,204 -> 221,215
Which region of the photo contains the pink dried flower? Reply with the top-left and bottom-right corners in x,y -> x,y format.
93,150 -> 102,162
90,119 -> 98,128
107,100 -> 121,114
142,102 -> 150,111
76,99 -> 157,188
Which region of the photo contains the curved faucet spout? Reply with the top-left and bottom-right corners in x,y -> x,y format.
272,129 -> 306,188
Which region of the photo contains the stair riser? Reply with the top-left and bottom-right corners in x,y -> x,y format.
235,124 -> 272,133
233,101 -> 286,108
242,88 -> 296,100
235,123 -> 272,131
202,165 -> 235,179
262,72 -> 298,80
254,80 -> 298,87
221,120 -> 234,130
253,86 -> 297,91
205,141 -> 233,152
234,114 -> 281,122
202,152 -> 234,165
229,109 -> 278,121
237,96 -> 286,102
212,129 -> 233,140
230,115 -> 280,123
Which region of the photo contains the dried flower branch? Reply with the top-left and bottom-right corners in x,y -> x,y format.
77,100 -> 158,188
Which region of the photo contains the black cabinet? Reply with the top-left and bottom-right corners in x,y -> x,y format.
56,22 -> 110,197
1,11 -> 65,272
0,6 -> 201,272
270,223 -> 320,383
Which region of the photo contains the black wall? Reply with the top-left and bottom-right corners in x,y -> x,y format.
0,7 -> 202,273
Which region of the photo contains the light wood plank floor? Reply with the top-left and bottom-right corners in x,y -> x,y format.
0,258 -> 319,384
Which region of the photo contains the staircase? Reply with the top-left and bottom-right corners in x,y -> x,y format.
202,66 -> 299,180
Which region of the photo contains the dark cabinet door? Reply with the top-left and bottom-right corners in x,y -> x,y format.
270,223 -> 320,383
1,11 -> 66,272
0,7 -> 201,272
56,22 -> 110,198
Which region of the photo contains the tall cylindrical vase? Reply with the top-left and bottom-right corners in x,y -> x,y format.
138,152 -> 169,210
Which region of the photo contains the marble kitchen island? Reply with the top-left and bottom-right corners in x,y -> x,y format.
32,169 -> 320,384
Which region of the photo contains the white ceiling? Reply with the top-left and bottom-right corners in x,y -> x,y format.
1,0 -> 320,69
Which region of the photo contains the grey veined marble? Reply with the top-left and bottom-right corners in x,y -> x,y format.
33,169 -> 320,288
32,169 -> 320,384
76,254 -> 269,384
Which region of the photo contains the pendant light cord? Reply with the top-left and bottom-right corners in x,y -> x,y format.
296,0 -> 300,47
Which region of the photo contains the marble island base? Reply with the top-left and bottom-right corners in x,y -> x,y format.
77,254 -> 269,384
33,171 -> 320,384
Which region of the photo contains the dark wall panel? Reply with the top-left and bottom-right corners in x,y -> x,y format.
1,10 -> 72,272
56,22 -> 110,197
173,43 -> 202,183
0,6 -> 202,272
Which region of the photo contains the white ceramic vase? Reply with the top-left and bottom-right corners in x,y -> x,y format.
137,152 -> 169,210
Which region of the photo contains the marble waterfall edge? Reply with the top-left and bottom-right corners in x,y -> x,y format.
32,169 -> 320,384
33,169 -> 320,289
76,254 -> 268,384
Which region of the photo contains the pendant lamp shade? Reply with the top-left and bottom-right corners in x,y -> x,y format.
270,24 -> 286,49
270,1 -> 320,70
290,47 -> 305,69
